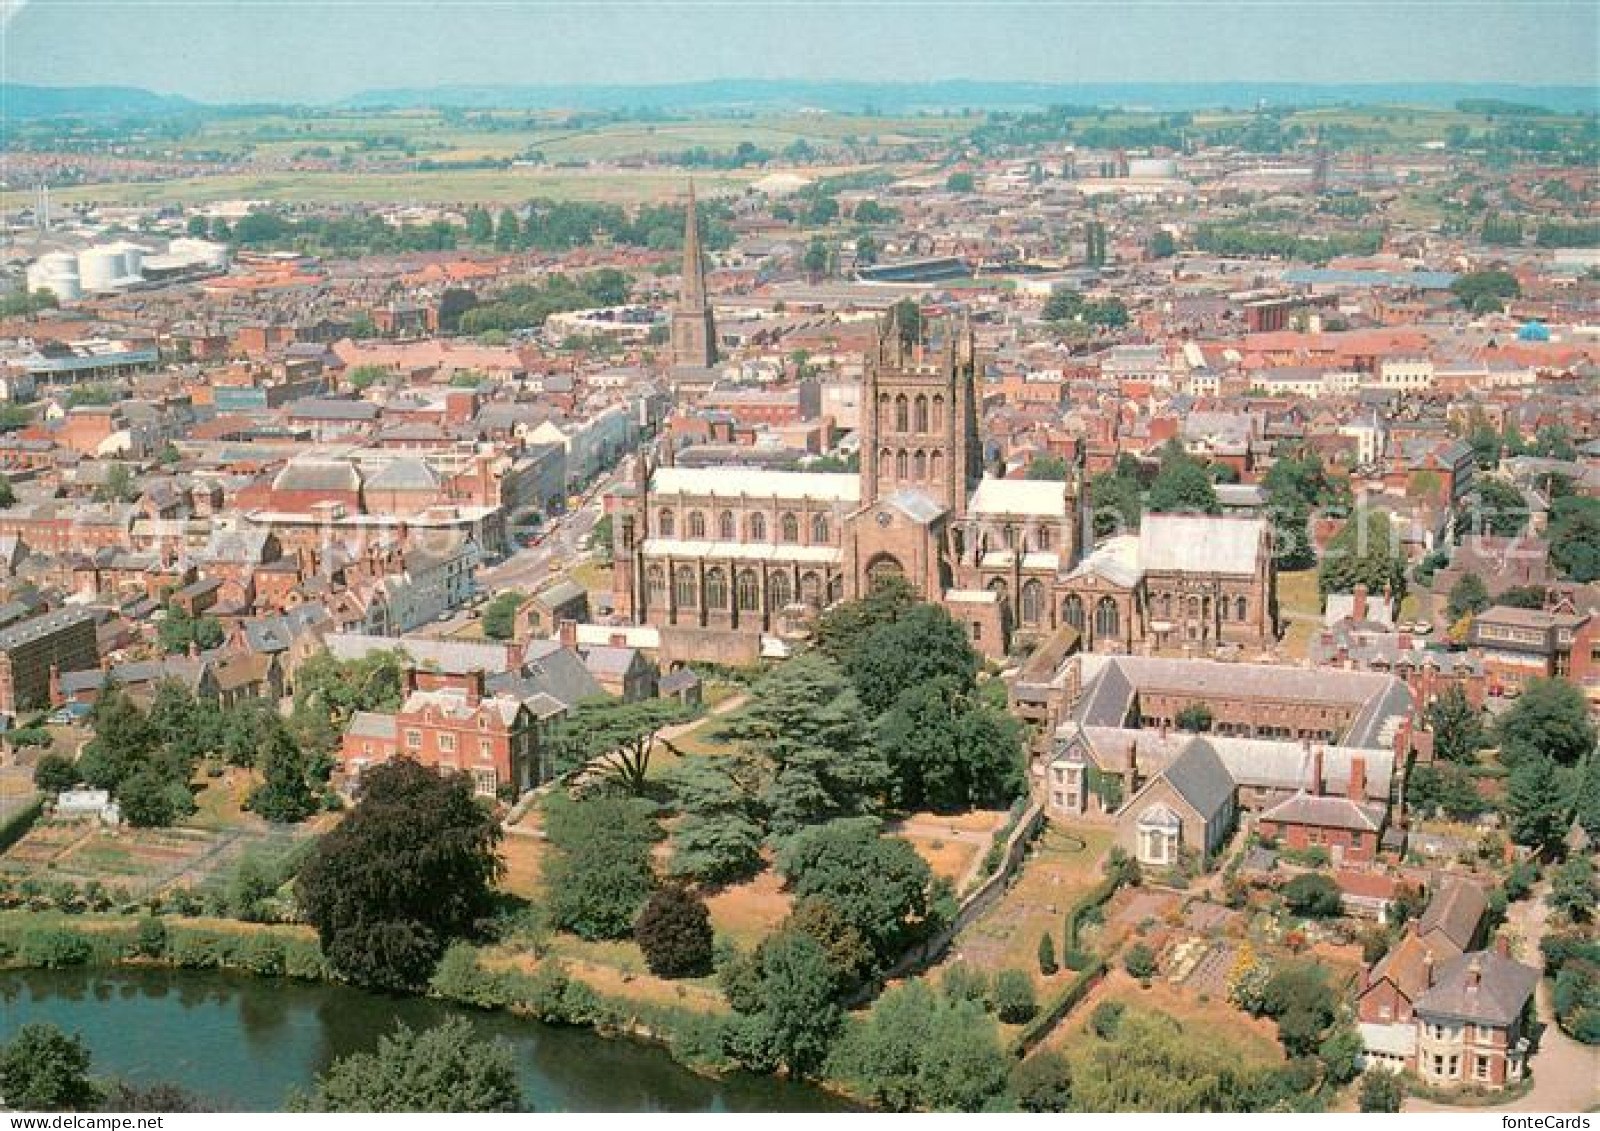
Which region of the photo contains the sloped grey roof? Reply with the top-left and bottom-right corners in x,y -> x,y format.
883,487 -> 946,525
1259,792 -> 1386,832
364,458 -> 441,492
1161,738 -> 1235,820
272,459 -> 362,495
1414,951 -> 1537,1027
1418,878 -> 1488,953
348,710 -> 397,739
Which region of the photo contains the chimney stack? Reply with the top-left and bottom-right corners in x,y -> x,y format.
1310,744 -> 1324,795
1467,956 -> 1482,991
558,618 -> 578,649
1495,935 -> 1510,959
464,668 -> 484,707
1352,582 -> 1368,623
1348,755 -> 1367,802
1424,951 -> 1436,987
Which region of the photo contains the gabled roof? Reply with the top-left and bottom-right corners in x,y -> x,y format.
1414,951 -> 1538,1028
1159,738 -> 1235,820
1138,514 -> 1265,576
1259,791 -> 1386,833
1417,877 -> 1487,953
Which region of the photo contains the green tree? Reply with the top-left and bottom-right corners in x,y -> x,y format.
1125,942 -> 1158,979
721,653 -> 888,834
1547,856 -> 1596,923
1407,761 -> 1485,821
1574,753 -> 1600,843
843,603 -> 978,716
1282,873 -> 1344,918
992,968 -> 1038,1023
292,1018 -> 520,1112
0,1023 -> 99,1112
33,752 -> 78,793
876,679 -> 1024,811
1037,930 -> 1058,975
803,236 -> 831,280
1011,1049 -> 1073,1112
1447,572 -> 1491,622
346,364 -> 389,390
1149,229 -> 1177,258
1496,677 -> 1597,766
493,208 -> 520,251
296,760 -> 503,990
542,794 -> 659,940
1449,269 -> 1520,313
247,719 -> 318,823
813,574 -> 917,662
481,591 -> 522,640
1175,703 -> 1214,733
1426,684 -> 1485,763
1506,755 -> 1566,849
725,929 -> 843,1079
1470,478 -> 1529,537
548,696 -> 690,794
465,207 -> 493,244
634,882 -> 714,977
1318,509 -> 1407,607
1147,445 -> 1220,515
1548,496 -> 1600,582
1090,466 -> 1144,536
94,463 -> 138,504
946,171 -> 976,192
666,755 -> 763,883
834,979 -> 1008,1111
1027,454 -> 1070,480
775,817 -> 939,968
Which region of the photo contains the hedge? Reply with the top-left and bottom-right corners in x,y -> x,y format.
1009,955 -> 1108,1056
0,795 -> 44,853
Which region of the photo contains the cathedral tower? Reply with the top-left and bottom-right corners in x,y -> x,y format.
859,308 -> 982,516
669,182 -> 718,368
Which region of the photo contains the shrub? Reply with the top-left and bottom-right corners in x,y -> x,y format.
941,961 -> 991,1007
33,753 -> 78,793
1124,942 -> 1158,980
18,926 -> 91,968
237,934 -> 286,977
633,884 -> 714,979
1359,1070 -> 1404,1112
132,916 -> 168,959
1037,931 -> 1058,975
1011,1049 -> 1073,1112
1089,999 -> 1126,1039
992,969 -> 1039,1024
283,937 -> 332,981
429,943 -> 513,1009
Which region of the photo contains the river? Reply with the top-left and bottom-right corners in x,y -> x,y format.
0,968 -> 853,1112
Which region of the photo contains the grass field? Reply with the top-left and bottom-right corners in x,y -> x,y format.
1046,971 -> 1284,1064
940,824 -> 1114,983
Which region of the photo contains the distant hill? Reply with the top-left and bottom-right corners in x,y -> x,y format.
2,83 -> 198,118
338,79 -> 1598,115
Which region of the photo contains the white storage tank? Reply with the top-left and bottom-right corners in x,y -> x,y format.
1128,157 -> 1179,179
109,240 -> 146,277
78,246 -> 125,292
25,252 -> 81,302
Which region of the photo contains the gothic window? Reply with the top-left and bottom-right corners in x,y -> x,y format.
1236,596 -> 1248,622
880,447 -> 893,477
811,513 -> 829,543
913,450 -> 927,479
896,450 -> 909,479
895,394 -> 909,433
718,510 -> 735,540
657,508 -> 675,537
647,566 -> 666,605
914,395 -> 929,432
673,566 -> 697,609
779,512 -> 799,543
1094,597 -> 1120,640
930,449 -> 944,482
748,512 -> 767,541
1063,594 -> 1085,629
827,575 -> 844,604
705,567 -> 728,609
800,571 -> 822,607
768,571 -> 792,610
687,511 -> 706,539
932,395 -> 945,430
1038,525 -> 1054,551
867,554 -> 905,588
1159,593 -> 1172,618
1003,525 -> 1017,550
878,392 -> 891,428
1187,595 -> 1201,620
1021,579 -> 1044,626
987,577 -> 1008,602
736,569 -> 760,611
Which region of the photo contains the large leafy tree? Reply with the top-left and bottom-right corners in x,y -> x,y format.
1147,444 -> 1220,516
834,979 -> 1009,1112
876,678 -> 1024,811
633,883 -> 714,978
842,603 -> 978,716
666,755 -> 764,883
248,716 -> 319,823
1317,509 -> 1407,607
1496,677 -> 1597,767
548,696 -> 691,794
721,929 -> 844,1079
296,760 -> 503,990
292,1018 -> 521,1112
1425,685 -> 1485,763
1548,496 -> 1600,583
0,1023 -> 99,1112
1505,754 -> 1567,850
813,574 -> 917,663
541,794 -> 659,940
775,817 -> 940,967
721,653 -> 889,834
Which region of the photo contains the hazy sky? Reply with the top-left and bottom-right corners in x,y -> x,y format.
5,1 -> 1598,103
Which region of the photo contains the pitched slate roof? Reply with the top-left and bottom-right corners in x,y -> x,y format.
1160,738 -> 1235,820
1417,877 -> 1488,953
1137,514 -> 1265,576
1259,791 -> 1386,832
1414,952 -> 1538,1027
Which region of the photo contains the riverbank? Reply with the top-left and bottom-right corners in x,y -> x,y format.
0,910 -> 862,1111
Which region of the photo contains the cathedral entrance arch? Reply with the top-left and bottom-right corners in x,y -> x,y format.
865,553 -> 906,590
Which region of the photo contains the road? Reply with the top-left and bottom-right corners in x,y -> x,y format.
1405,883 -> 1600,1113
422,464 -> 624,638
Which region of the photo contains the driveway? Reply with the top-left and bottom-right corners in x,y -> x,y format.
1406,884 -> 1600,1113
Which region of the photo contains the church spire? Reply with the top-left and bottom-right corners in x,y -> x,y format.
668,180 -> 717,368
681,180 -> 706,310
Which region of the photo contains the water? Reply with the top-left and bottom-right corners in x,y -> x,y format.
0,968 -> 852,1112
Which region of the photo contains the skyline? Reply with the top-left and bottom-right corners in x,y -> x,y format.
5,1 -> 1598,104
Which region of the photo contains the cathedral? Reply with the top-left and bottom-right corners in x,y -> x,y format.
613,198 -> 1277,666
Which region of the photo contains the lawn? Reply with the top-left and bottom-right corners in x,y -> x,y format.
1276,568 -> 1321,618
940,824 -> 1115,983
888,809 -> 1011,889
1045,970 -> 1284,1065
703,866 -> 792,949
